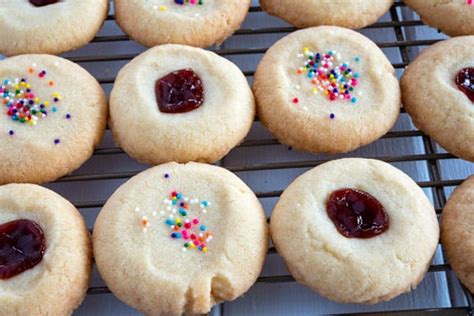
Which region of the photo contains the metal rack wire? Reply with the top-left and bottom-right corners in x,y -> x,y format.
28,1 -> 473,315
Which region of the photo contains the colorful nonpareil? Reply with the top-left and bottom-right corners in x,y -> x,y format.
1,65 -> 62,126
296,48 -> 361,104
137,186 -> 213,253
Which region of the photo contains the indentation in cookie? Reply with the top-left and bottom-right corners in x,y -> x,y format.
455,67 -> 474,102
29,0 -> 60,7
294,48 -> 361,113
155,68 -> 204,114
326,188 -> 389,238
0,219 -> 46,280
210,274 -> 235,302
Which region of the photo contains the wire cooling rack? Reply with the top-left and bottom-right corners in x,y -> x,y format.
2,1 -> 472,315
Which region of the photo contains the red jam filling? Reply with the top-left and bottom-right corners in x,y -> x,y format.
455,68 -> 474,102
155,69 -> 204,114
326,188 -> 389,238
0,219 -> 46,280
29,0 -> 60,7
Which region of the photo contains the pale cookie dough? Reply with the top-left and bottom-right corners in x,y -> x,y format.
114,0 -> 250,48
253,26 -> 401,154
0,54 -> 108,184
110,44 -> 255,165
404,0 -> 474,37
401,36 -> 474,162
441,176 -> 474,293
93,162 -> 268,315
270,158 -> 439,304
0,0 -> 109,56
260,0 -> 393,29
0,184 -> 92,316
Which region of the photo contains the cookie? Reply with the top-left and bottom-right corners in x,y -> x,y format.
441,176 -> 474,293
0,54 -> 108,184
93,162 -> 268,315
401,36 -> 474,162
0,184 -> 92,315
404,0 -> 474,37
114,0 -> 250,48
260,0 -> 393,29
253,26 -> 401,154
270,158 -> 439,304
0,0 -> 109,57
110,44 -> 255,165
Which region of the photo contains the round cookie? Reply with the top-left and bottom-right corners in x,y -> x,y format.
114,0 -> 250,48
253,26 -> 401,154
270,158 -> 439,304
401,36 -> 474,162
260,0 -> 393,29
404,0 -> 474,37
0,54 -> 108,184
0,183 -> 92,315
93,162 -> 268,315
441,176 -> 474,293
0,0 -> 109,56
110,44 -> 255,165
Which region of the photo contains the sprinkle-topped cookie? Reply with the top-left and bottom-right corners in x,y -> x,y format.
253,26 -> 401,154
0,54 -> 107,184
93,162 -> 268,315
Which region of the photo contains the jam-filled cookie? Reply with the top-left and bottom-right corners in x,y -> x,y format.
114,0 -> 250,48
0,54 -> 108,184
401,36 -> 474,162
110,44 -> 255,165
404,0 -> 474,37
441,176 -> 474,293
0,0 -> 109,56
253,26 -> 401,154
0,184 -> 91,315
270,158 -> 439,304
93,162 -> 268,315
260,0 -> 393,29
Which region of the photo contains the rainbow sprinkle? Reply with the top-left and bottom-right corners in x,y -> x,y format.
468,0 -> 473,5
1,66 -> 61,126
174,0 -> 204,5
296,48 -> 361,104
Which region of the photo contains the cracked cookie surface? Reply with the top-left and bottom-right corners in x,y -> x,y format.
93,162 -> 268,315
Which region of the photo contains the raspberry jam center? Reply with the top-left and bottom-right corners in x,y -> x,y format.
155,68 -> 204,114
29,0 -> 60,7
0,219 -> 46,280
455,68 -> 474,102
326,188 -> 389,238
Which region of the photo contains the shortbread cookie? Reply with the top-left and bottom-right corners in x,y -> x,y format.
270,158 -> 439,304
441,176 -> 474,293
253,26 -> 401,154
110,44 -> 255,165
401,36 -> 474,162
114,0 -> 250,48
0,54 -> 108,184
404,0 -> 474,37
0,184 -> 92,315
93,162 -> 268,315
260,0 -> 393,29
0,0 -> 109,56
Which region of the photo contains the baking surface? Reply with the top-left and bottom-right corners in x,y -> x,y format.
1,1 -> 473,315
